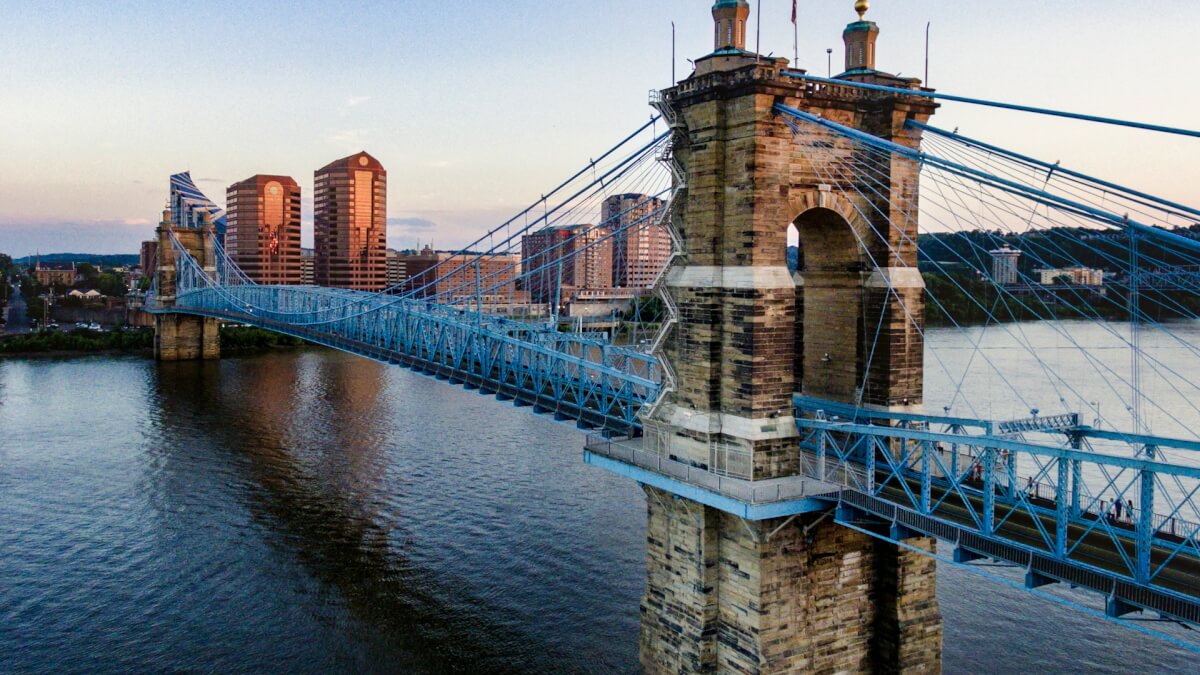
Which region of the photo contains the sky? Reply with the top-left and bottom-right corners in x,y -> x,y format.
1,0 -> 1198,258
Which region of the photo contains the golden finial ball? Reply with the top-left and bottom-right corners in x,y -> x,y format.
855,0 -> 870,20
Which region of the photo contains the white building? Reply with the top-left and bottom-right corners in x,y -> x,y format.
989,247 -> 1022,286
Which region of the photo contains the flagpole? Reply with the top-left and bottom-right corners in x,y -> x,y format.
755,0 -> 762,61
793,2 -> 799,65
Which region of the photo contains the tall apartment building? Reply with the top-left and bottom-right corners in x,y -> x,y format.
300,248 -> 314,285
603,193 -> 669,289
225,175 -> 302,285
139,240 -> 158,277
314,151 -> 388,291
401,246 -> 520,302
521,223 -> 613,303
990,247 -> 1022,286
386,248 -> 408,289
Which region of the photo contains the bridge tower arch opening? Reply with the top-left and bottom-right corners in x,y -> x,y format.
791,204 -> 865,403
632,1 -> 942,672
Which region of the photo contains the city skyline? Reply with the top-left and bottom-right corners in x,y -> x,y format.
5,3 -> 1200,667
2,0 -> 1199,258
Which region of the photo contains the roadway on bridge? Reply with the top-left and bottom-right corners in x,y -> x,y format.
868,478 -> 1200,617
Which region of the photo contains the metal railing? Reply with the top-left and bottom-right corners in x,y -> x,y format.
585,435 -> 833,505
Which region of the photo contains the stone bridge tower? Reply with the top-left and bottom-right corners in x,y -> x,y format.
636,1 -> 941,671
153,208 -> 220,361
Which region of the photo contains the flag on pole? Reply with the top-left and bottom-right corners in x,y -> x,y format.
791,0 -> 797,24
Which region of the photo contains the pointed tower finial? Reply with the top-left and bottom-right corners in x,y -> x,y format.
855,0 -> 870,20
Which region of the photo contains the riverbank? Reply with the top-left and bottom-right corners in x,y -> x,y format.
0,326 -> 309,358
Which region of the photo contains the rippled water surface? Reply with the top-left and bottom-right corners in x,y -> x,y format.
0,346 -> 1194,673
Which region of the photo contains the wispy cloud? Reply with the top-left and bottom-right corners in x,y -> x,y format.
388,217 -> 438,231
329,128 -> 369,149
337,95 -> 373,117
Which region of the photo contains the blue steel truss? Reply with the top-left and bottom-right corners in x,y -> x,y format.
149,234 -> 660,435
794,394 -> 1200,625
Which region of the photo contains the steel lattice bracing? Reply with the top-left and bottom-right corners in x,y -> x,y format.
795,395 -> 1200,625
149,233 -> 660,435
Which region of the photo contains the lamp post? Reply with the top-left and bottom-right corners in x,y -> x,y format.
826,48 -> 833,77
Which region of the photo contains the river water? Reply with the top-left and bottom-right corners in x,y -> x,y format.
1,322 -> 1197,672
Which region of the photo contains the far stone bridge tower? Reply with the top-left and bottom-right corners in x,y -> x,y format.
153,207 -> 221,361
635,1 -> 942,671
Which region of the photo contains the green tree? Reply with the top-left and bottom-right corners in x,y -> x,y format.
76,263 -> 99,281
96,272 -> 128,297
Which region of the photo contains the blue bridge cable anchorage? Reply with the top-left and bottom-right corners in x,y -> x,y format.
920,132 -> 1200,369
909,121 -> 1200,224
783,115 -> 1100,421
777,106 -> 1200,619
782,72 -> 1200,140
775,103 -> 1200,259
881,128 -> 1200,434
777,109 -> 1200,441
916,128 -> 1200,375
780,118 -> 1008,421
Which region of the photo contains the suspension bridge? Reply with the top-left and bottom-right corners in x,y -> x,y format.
143,1 -> 1200,671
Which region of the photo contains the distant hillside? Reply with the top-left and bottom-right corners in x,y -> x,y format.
15,253 -> 139,267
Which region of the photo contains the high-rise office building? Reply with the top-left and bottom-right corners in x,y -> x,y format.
139,240 -> 158,277
386,248 -> 408,288
603,193 -> 670,289
521,223 -> 613,303
300,248 -> 314,285
314,151 -> 388,291
225,175 -> 302,285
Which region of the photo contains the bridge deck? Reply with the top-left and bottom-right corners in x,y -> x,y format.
584,437 -> 1200,624
846,476 -> 1200,624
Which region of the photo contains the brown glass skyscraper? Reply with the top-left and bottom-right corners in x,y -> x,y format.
225,175 -> 302,285
314,151 -> 388,291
